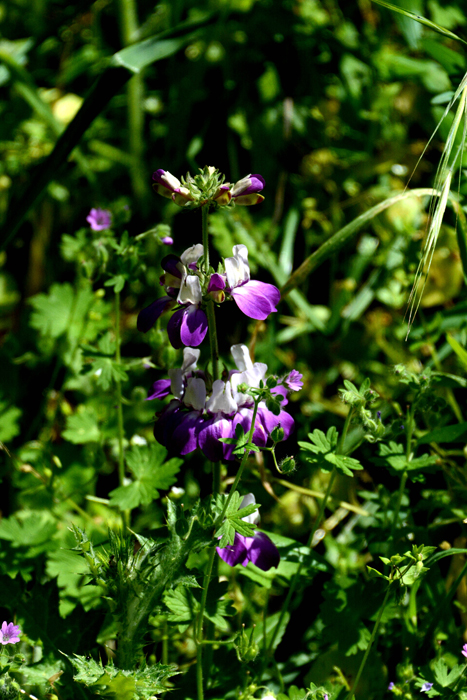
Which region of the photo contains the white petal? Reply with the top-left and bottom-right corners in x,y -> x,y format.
239,493 -> 260,525
225,244 -> 250,289
231,344 -> 253,372
177,275 -> 203,305
206,379 -> 238,415
180,243 -> 204,266
162,171 -> 181,190
168,368 -> 184,399
181,347 -> 200,374
183,377 -> 206,411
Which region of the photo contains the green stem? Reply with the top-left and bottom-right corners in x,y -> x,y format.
390,405 -> 414,540
114,291 -> 126,489
343,583 -> 392,700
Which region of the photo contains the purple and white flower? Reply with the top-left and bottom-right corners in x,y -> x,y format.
149,344 -> 295,460
0,621 -> 21,645
223,245 -> 280,320
137,243 -> 281,347
231,174 -> 265,206
86,208 -> 112,231
216,494 -> 280,571
137,244 -> 208,348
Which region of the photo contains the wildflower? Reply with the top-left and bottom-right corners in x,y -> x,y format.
86,208 -> 112,231
160,236 -> 174,245
231,174 -> 265,206
137,244 -> 208,348
462,643 -> 467,658
217,494 -> 280,571
149,344 -> 295,459
137,243 -> 280,347
151,167 -> 265,208
223,245 -> 280,320
283,369 -> 303,392
421,682 -> 433,692
388,682 -> 395,690
0,621 -> 21,645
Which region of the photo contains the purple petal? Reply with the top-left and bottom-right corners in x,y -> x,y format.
180,306 -> 208,347
146,379 -> 171,401
161,254 -> 183,278
257,406 -> 294,441
271,385 -> 288,406
153,400 -> 183,447
232,408 -> 268,451
167,308 -> 184,349
231,281 -> 280,320
170,411 -> 203,455
240,174 -> 265,195
207,273 -> 226,292
217,533 -> 249,567
245,531 -> 280,570
198,415 -> 234,461
152,169 -> 166,183
284,369 -> 303,392
137,297 -> 175,333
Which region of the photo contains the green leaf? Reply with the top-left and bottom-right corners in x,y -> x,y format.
253,610 -> 290,652
374,441 -> 439,472
108,444 -> 182,510
447,333 -> 467,369
0,399 -> 21,442
299,427 -> 363,476
432,658 -> 464,688
104,275 -> 126,293
370,0 -> 467,46
62,408 -> 100,444
0,510 -> 57,548
417,421 -> 467,445
216,491 -> 259,547
30,282 -> 74,339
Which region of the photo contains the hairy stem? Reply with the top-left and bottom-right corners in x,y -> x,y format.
114,290 -> 125,489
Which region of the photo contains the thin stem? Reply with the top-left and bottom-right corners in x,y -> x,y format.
343,583 -> 392,700
114,291 -> 126,489
390,405 -> 414,540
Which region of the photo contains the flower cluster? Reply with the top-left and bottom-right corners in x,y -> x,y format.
137,243 -> 280,348
152,166 -> 265,208
0,621 -> 21,645
148,344 -> 300,460
217,494 -> 280,571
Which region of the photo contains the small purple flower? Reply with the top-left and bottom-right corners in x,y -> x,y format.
462,643 -> 467,658
421,682 -> 433,693
388,682 -> 395,690
86,208 -> 112,231
377,410 -> 382,420
0,621 -> 21,645
283,370 -> 303,392
216,494 -> 280,571
224,245 -> 280,320
231,174 -> 265,206
160,236 -> 174,245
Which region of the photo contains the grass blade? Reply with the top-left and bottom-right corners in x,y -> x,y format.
371,0 -> 467,46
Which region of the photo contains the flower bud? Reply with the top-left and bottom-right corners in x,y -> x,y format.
266,376 -> 278,389
270,425 -> 285,443
278,456 -> 296,474
235,625 -> 259,663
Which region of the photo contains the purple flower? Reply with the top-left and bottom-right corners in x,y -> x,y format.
231,174 -> 265,206
216,494 -> 280,571
148,344 -> 295,461
421,682 -> 433,692
388,682 -> 395,690
283,370 -> 303,392
137,244 -> 208,348
86,208 -> 112,231
160,236 -> 174,245
462,643 -> 467,658
224,245 -> 280,320
0,621 -> 21,645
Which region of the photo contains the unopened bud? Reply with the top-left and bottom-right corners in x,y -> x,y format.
266,376 -> 277,389
270,426 -> 285,443
278,456 -> 296,474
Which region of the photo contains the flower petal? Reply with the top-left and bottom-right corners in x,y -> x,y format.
198,415 -> 234,461
206,379 -> 237,415
245,532 -> 280,571
180,306 -> 208,347
146,379 -> 171,400
183,377 -> 206,411
257,406 -> 294,441
137,297 -> 175,333
167,308 -> 185,349
231,280 -> 280,320
217,533 -> 249,567
207,273 -> 226,292
170,411 -> 203,455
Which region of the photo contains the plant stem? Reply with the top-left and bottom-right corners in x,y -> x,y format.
114,290 -> 126,490
390,405 -> 414,540
343,583 -> 392,700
